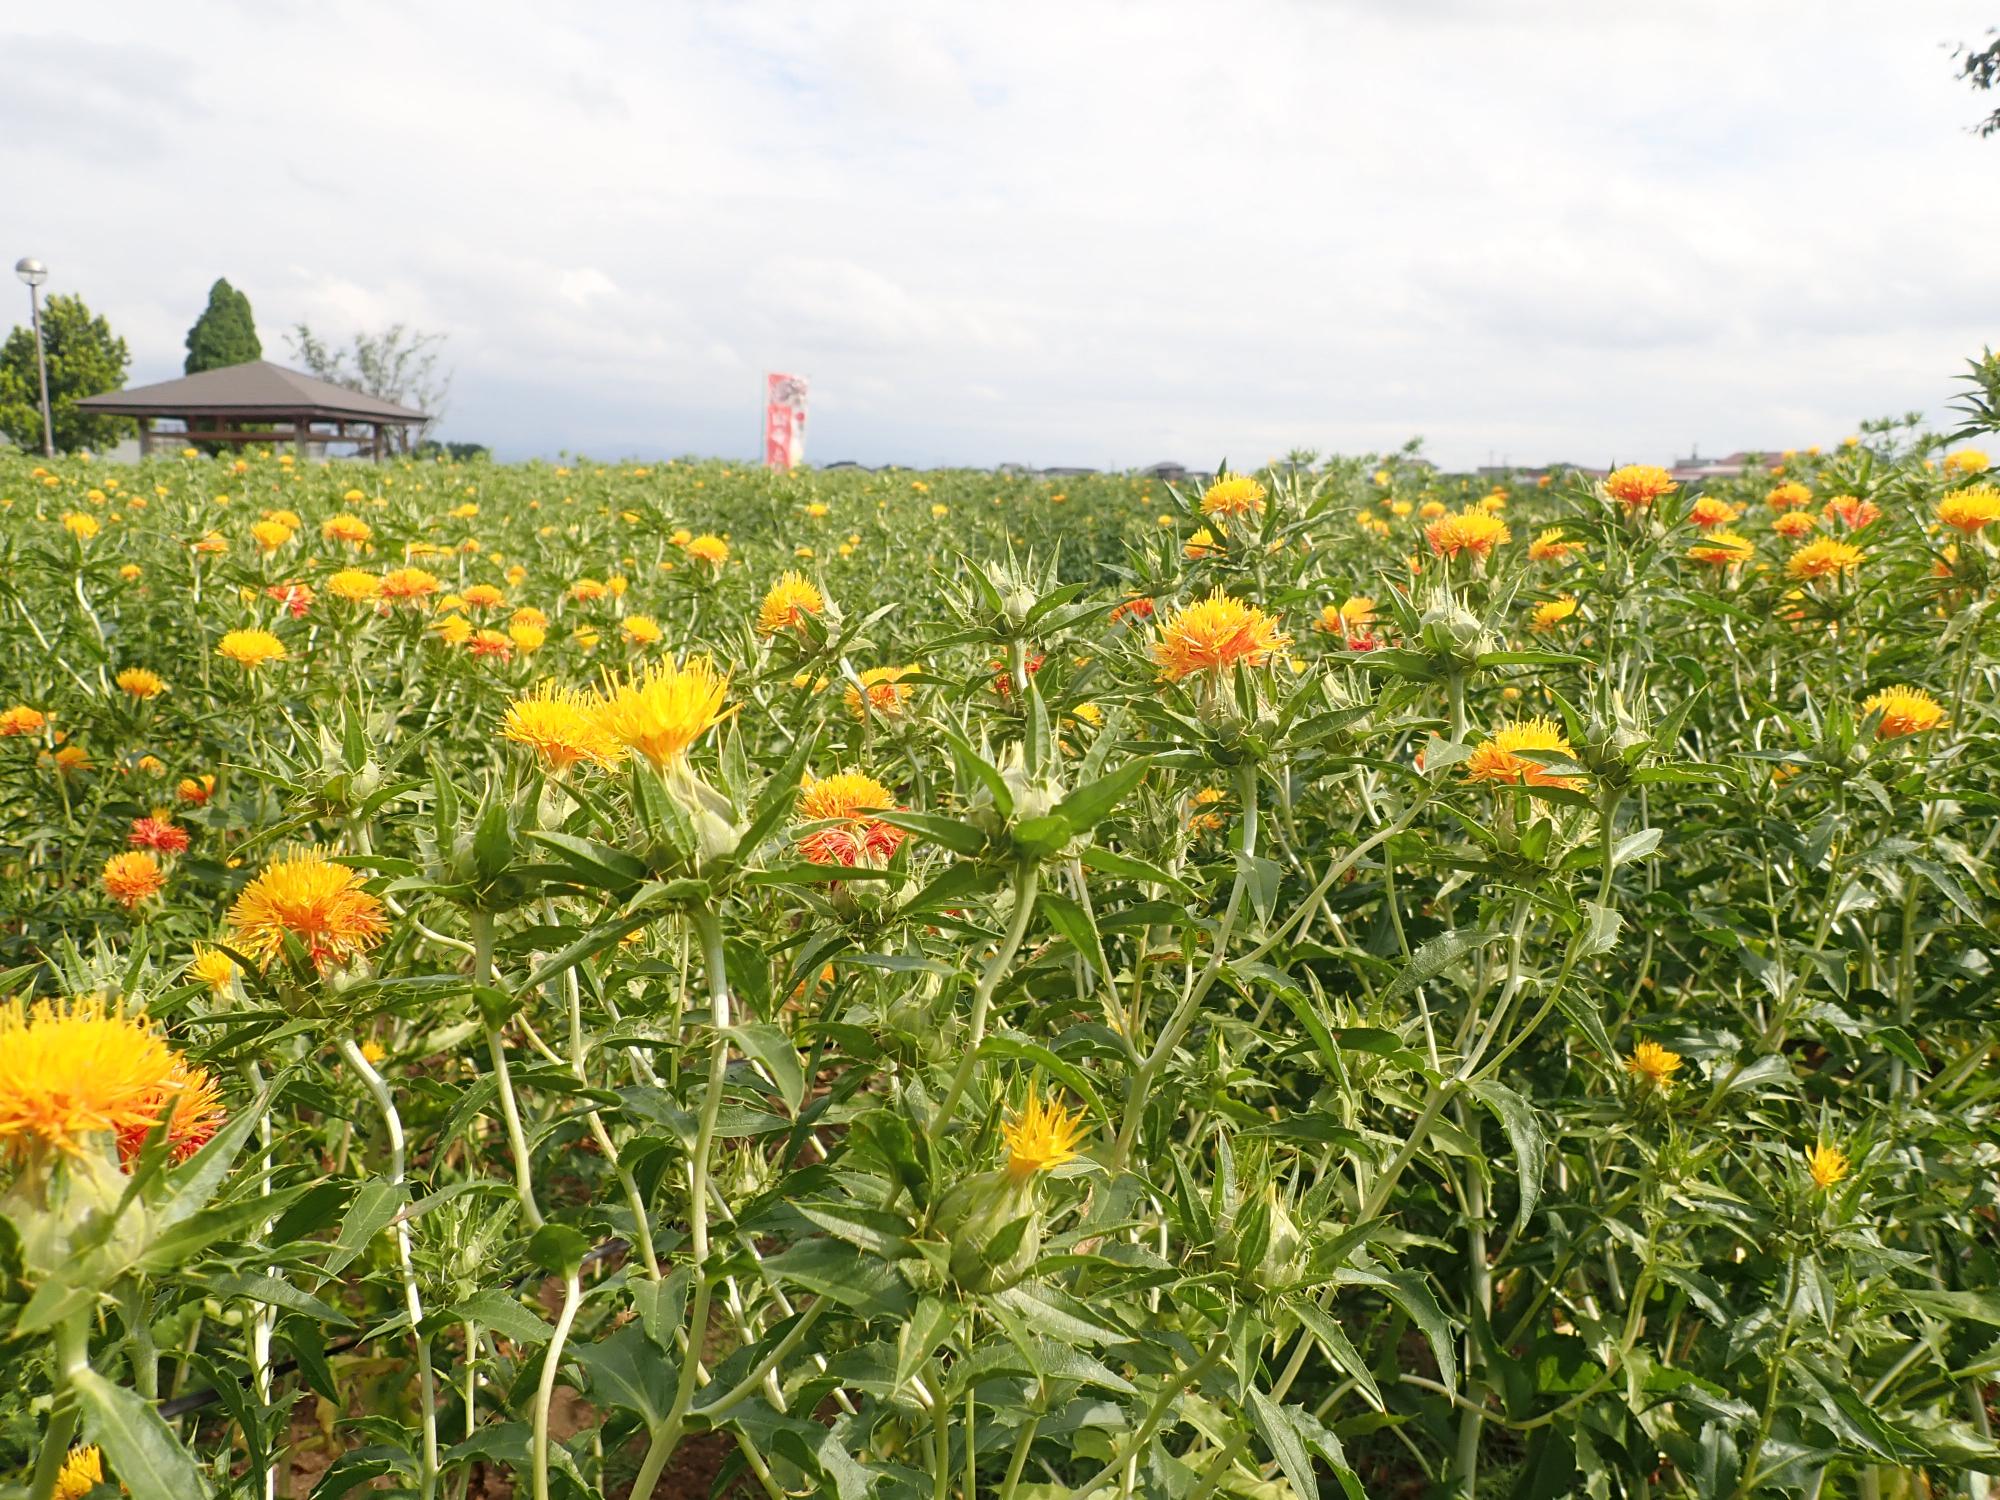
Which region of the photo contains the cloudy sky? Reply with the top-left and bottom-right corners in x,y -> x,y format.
5,2 -> 1996,468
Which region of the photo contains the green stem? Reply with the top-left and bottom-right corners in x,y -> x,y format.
930,859 -> 1042,1142
1361,1079 -> 1457,1221
1596,785 -> 1625,906
552,904 -> 658,1276
339,1037 -> 439,1500
126,1283 -> 158,1402
462,1320 -> 480,1444
475,910 -> 544,1231
628,1428 -> 675,1500
1184,1325 -> 1315,1500
531,1269 -> 583,1500
25,1320 -> 87,1500
1453,1128 -> 1492,1498
1072,1330 -> 1231,1498
998,1414 -> 1041,1499
637,904 -> 738,1496
963,1385 -> 977,1500
931,1386 -> 951,1500
1733,1255 -> 1800,1500
1112,761 -> 1259,1169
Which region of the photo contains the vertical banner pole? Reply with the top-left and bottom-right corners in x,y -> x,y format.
764,373 -> 808,472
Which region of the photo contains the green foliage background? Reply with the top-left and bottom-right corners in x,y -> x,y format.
0,371 -> 1996,1500
183,280 -> 263,375
0,293 -> 131,454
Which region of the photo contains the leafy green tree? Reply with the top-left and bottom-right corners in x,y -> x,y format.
183,278 -> 263,373
0,293 -> 131,454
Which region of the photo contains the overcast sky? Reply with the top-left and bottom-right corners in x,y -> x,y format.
6,2 -> 1996,468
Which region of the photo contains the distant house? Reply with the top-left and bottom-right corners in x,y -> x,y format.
1669,450 -> 1784,482
1451,461 -> 1602,482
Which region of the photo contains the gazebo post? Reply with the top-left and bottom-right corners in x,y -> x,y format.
295,413 -> 310,462
136,418 -> 151,460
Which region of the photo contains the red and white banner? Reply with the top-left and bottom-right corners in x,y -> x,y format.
764,373 -> 808,471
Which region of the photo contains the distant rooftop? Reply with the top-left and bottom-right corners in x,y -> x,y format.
75,361 -> 430,425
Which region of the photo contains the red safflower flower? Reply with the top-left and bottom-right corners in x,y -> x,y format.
129,815 -> 190,854
989,653 -> 1046,697
267,582 -> 314,618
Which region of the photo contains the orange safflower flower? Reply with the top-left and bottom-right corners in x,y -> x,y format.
1625,1040 -> 1682,1088
1861,685 -> 1945,739
1687,496 -> 1738,530
217,629 -> 287,670
502,682 -> 619,771
1687,531 -> 1753,566
1937,486 -> 2000,534
1785,537 -> 1864,581
227,849 -> 389,971
621,614 -> 664,647
116,668 -> 166,699
1200,475 -> 1267,519
1424,509 -> 1511,560
0,705 -> 47,737
844,665 -> 918,720
1464,717 -> 1580,789
103,850 -> 167,908
117,1056 -> 225,1166
595,655 -> 731,768
795,770 -> 905,866
1152,592 -> 1290,682
381,567 -> 441,603
1604,465 -> 1678,507
1766,481 -> 1813,511
756,572 -> 826,637
0,998 -> 181,1158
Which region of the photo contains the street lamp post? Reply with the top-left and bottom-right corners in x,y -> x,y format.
14,258 -> 54,460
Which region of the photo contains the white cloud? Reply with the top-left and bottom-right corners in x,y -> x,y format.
3,0 -> 1996,466
556,268 -> 619,308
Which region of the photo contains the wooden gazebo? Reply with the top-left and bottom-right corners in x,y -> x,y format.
75,361 -> 429,461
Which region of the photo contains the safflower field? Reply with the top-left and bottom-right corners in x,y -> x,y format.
1,360 -> 1998,1500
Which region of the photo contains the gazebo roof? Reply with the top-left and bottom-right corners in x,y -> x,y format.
75,361 -> 429,425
